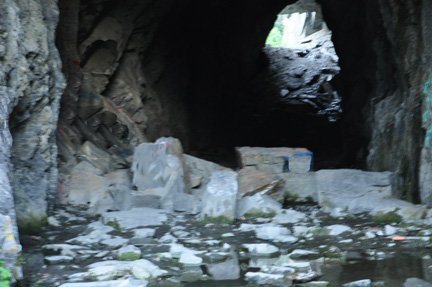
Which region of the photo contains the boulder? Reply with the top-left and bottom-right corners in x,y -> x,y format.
404,278 -> 432,287
236,146 -> 313,174
237,193 -> 282,218
81,141 -> 114,173
200,171 -> 238,222
131,141 -> 186,211
272,172 -> 318,202
184,154 -> 228,188
68,161 -> 112,207
237,169 -> 284,197
316,169 -> 411,214
156,137 -> 191,189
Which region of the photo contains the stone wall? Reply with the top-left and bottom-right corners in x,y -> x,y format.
0,0 -> 65,276
319,0 -> 432,202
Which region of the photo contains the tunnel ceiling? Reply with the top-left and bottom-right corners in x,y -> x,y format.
53,0 -> 432,202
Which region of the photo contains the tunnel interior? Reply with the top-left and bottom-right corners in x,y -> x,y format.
54,0 -> 401,175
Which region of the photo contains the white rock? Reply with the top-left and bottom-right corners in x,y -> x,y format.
130,259 -> 168,280
101,236 -> 129,248
293,225 -> 310,236
242,243 -> 279,256
245,272 -> 285,285
117,245 -> 142,260
222,232 -> 235,237
365,231 -> 376,238
45,255 -> 73,265
237,193 -> 282,218
102,208 -> 168,230
325,224 -> 352,236
158,233 -> 178,243
66,221 -> 114,245
342,279 -> 371,287
201,171 -> 238,222
384,224 -> 398,236
255,224 -> 291,240
260,265 -> 296,275
317,169 -> 412,214
134,228 -> 156,238
179,253 -> 203,265
273,209 -> 306,224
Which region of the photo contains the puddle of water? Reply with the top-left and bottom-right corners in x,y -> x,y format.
323,251 -> 432,287
185,251 -> 432,287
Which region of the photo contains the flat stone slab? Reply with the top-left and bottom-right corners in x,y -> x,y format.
236,146 -> 313,174
316,169 -> 412,214
102,208 -> 168,230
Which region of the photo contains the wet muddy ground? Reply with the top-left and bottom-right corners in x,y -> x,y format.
17,204 -> 432,287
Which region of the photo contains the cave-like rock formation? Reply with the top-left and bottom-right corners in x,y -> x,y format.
1,0 -> 432,279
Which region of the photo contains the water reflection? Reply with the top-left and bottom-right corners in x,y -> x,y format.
322,251 -> 430,287
185,251 -> 432,287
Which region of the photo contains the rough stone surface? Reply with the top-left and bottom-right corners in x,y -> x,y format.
273,209 -> 307,224
237,193 -> 282,218
316,169 -> 411,214
5,0 -> 66,234
184,154 -> 228,188
68,161 -> 111,207
102,208 -> 168,230
276,172 -> 318,202
237,168 -> 283,197
131,141 -> 186,211
243,244 -> 280,257
404,278 -> 432,287
236,147 -> 313,174
0,0 -> 66,276
200,171 -> 238,221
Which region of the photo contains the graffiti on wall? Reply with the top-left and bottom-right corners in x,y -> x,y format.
423,74 -> 432,147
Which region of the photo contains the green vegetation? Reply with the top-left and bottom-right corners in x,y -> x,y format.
200,216 -> 234,225
0,261 -> 11,287
106,220 -> 120,231
18,213 -> 48,234
118,252 -> 140,261
372,210 -> 403,224
313,227 -> 330,236
244,211 -> 276,218
284,192 -> 300,202
265,27 -> 283,47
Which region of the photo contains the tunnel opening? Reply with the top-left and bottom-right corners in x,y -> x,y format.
185,0 -> 347,170
54,0 -> 374,179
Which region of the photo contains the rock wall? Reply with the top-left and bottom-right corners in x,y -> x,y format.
319,0 -> 432,202
0,0 -> 65,277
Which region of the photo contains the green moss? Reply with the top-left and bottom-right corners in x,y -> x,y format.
118,252 -> 140,261
106,220 -> 120,231
244,211 -> 276,218
372,210 -> 403,224
284,192 -> 300,202
0,261 -> 11,287
18,213 -> 48,234
200,216 -> 234,224
313,227 -> 330,236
